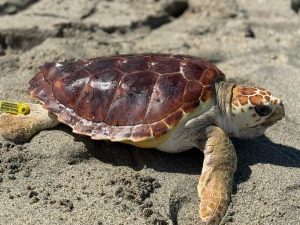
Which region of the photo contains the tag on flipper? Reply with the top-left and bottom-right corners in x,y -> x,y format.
0,100 -> 30,115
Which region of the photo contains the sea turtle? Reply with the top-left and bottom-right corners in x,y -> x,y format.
0,54 -> 285,224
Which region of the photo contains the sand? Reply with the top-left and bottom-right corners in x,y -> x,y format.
0,0 -> 300,224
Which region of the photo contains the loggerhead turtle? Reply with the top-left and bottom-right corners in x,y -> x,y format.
0,54 -> 284,224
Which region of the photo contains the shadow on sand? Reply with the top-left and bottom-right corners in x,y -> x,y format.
73,125 -> 300,184
232,135 -> 300,186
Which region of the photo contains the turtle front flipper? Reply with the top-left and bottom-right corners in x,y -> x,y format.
196,126 -> 237,225
0,103 -> 59,143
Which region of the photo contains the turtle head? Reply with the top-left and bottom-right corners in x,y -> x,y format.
230,85 -> 285,138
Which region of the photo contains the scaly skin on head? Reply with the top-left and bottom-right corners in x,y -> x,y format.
230,86 -> 285,138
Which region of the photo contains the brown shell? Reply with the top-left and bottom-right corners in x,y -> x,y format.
28,54 -> 225,141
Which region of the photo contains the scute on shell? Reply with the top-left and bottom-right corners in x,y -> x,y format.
28,54 -> 225,142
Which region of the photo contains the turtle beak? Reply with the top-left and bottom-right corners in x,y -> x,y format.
262,101 -> 285,126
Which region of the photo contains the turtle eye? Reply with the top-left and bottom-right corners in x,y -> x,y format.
255,105 -> 272,116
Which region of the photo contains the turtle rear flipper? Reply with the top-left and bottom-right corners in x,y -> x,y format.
0,103 -> 59,143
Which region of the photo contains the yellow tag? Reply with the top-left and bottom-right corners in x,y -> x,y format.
0,101 -> 30,115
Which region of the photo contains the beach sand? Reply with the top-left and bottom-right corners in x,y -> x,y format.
0,0 -> 299,224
